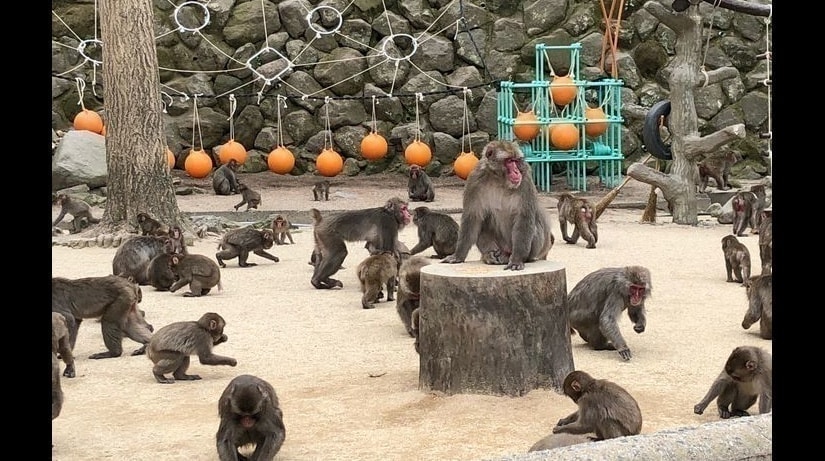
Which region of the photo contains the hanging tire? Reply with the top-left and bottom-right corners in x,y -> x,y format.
642,100 -> 672,160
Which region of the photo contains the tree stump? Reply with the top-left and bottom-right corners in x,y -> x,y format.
418,260 -> 573,397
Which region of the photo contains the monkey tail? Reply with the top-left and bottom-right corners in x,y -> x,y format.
217,280 -> 223,292
311,208 -> 323,225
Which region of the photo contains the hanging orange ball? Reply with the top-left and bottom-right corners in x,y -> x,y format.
550,75 -> 577,106
268,146 -> 296,174
166,148 -> 176,170
219,139 -> 248,165
584,106 -> 609,137
550,123 -> 580,150
316,148 -> 344,177
513,110 -> 540,142
184,149 -> 213,178
404,140 -> 432,167
360,132 -> 389,160
73,109 -> 104,134
453,151 -> 479,180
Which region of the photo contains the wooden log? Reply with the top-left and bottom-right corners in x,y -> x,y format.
418,260 -> 574,397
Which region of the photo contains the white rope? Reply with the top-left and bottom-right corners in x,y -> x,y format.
75,77 -> 87,110
276,95 -> 286,147
323,96 -> 333,149
461,88 -> 472,153
763,15 -> 772,169
190,94 -> 204,150
227,94 -> 237,141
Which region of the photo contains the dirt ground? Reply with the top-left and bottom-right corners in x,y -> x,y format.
51,169 -> 772,461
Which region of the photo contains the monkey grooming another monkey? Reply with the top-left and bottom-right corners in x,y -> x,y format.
112,228 -> 187,285
567,266 -> 651,361
312,179 -> 330,201
217,374 -> 286,461
213,159 -> 240,195
721,235 -> 751,286
556,193 -> 598,249
216,227 -> 280,267
409,206 -> 458,258
272,214 -> 294,245
310,197 -> 411,290
742,274 -> 772,340
168,253 -> 223,297
553,370 -> 643,440
53,193 -> 100,233
136,212 -> 170,236
234,183 -> 261,211
147,312 -> 237,384
396,255 -> 432,337
442,140 -> 553,270
356,251 -> 399,309
52,312 -> 76,378
408,164 -> 435,202
694,346 -> 772,419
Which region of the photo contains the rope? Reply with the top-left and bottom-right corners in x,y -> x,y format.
370,95 -> 378,133
701,0 -> 723,71
75,78 -> 87,110
461,88 -> 472,153
190,94 -> 204,150
762,15 -> 772,166
598,0 -> 624,78
323,97 -> 333,149
414,93 -> 423,142
276,95 -> 286,147
227,94 -> 237,141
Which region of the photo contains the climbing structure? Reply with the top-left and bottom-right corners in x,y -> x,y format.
497,43 -> 624,192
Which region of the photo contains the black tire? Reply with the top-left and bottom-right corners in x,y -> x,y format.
642,100 -> 672,161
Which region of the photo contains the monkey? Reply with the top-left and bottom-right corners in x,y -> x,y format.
407,164 -> 435,202
757,210 -> 772,275
567,266 -> 651,361
410,307 -> 422,353
721,235 -> 751,286
312,179 -> 330,201
146,253 -> 178,292
216,227 -> 280,268
528,433 -> 594,452
396,255 -> 432,337
217,374 -> 286,461
52,193 -> 100,233
742,274 -> 772,340
213,159 -> 240,195
234,182 -> 261,211
731,185 -> 767,237
146,312 -> 237,384
52,312 -> 76,378
556,192 -> 598,249
112,227 -> 187,285
168,253 -> 223,297
310,197 -> 411,290
51,275 -> 154,359
136,212 -> 169,236
698,150 -> 740,192
52,352 -> 63,421
442,140 -> 554,271
272,214 -> 294,245
356,251 -> 399,309
693,345 -> 772,419
552,370 -> 643,440
409,206 -> 459,258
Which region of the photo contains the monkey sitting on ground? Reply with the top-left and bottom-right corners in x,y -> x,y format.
112,227 -> 187,285
147,312 -> 237,384
356,251 -> 399,309
310,197 -> 411,290
443,140 -> 553,270
313,179 -> 330,201
168,253 -> 223,297
721,235 -> 751,286
742,274 -> 771,340
693,345 -> 772,419
52,352 -> 63,420
757,210 -> 772,275
409,206 -> 458,258
396,255 -> 432,338
408,164 -> 435,202
136,212 -> 170,236
216,227 -> 280,267
556,193 -> 598,249
52,312 -> 76,378
216,374 -> 286,461
553,370 -> 643,440
53,193 -> 100,234
213,159 -> 240,195
567,266 -> 651,361
272,214 -> 294,245
234,183 -> 261,211
698,150 -> 740,192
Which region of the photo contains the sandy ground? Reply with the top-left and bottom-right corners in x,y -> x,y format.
51,171 -> 771,461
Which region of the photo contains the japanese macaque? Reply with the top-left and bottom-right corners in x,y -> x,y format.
213,159 -> 240,195
408,164 -> 435,202
721,235 -> 751,286
272,214 -> 294,245
53,193 -> 100,233
694,346 -> 772,419
409,206 -> 458,258
742,274 -> 772,340
556,193 -> 598,249
216,374 -> 286,461
216,228 -> 279,267
312,180 -> 330,201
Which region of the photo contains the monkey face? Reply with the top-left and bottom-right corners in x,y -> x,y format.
400,203 -> 412,225
628,284 -> 646,306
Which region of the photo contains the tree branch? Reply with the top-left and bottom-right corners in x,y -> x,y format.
697,66 -> 739,87
702,0 -> 772,17
645,1 -> 694,30
682,124 -> 747,160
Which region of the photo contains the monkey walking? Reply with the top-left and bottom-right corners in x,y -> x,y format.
356,251 -> 399,309
721,235 -> 751,286
742,274 -> 772,340
442,140 -> 553,270
693,346 -> 772,419
216,374 -> 286,461
52,312 -> 76,378
216,227 -> 280,267
698,150 -> 740,192
272,214 -> 294,245
234,183 -> 261,211
409,206 -> 458,258
556,193 -> 598,249
168,253 -> 223,297
312,180 -> 330,201
407,164 -> 435,202
213,159 -> 241,195
553,370 -> 642,440
53,193 -> 100,233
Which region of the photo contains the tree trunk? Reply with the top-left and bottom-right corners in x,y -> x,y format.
97,0 -> 184,236
417,261 -> 574,397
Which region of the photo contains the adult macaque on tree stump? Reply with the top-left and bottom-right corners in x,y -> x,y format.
417,260 -> 573,396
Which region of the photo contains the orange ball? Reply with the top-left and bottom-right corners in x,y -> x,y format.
453,151 -> 478,180
550,75 -> 577,106
184,149 -> 213,178
585,106 -> 609,137
219,139 -> 248,165
513,110 -> 540,142
404,140 -> 432,167
316,148 -> 344,177
268,146 -> 296,174
550,123 -> 580,150
165,148 -> 176,170
73,109 -> 104,134
360,132 -> 389,160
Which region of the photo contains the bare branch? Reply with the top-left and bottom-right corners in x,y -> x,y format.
645,1 -> 694,30
697,67 -> 739,87
683,124 -> 747,160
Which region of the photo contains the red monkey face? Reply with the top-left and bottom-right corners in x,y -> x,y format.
503,158 -> 522,187
629,284 -> 646,306
400,204 -> 412,225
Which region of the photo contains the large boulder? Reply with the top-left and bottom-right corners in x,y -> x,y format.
52,130 -> 107,191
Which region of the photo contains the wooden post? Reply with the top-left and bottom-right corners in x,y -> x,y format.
418,260 -> 574,397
